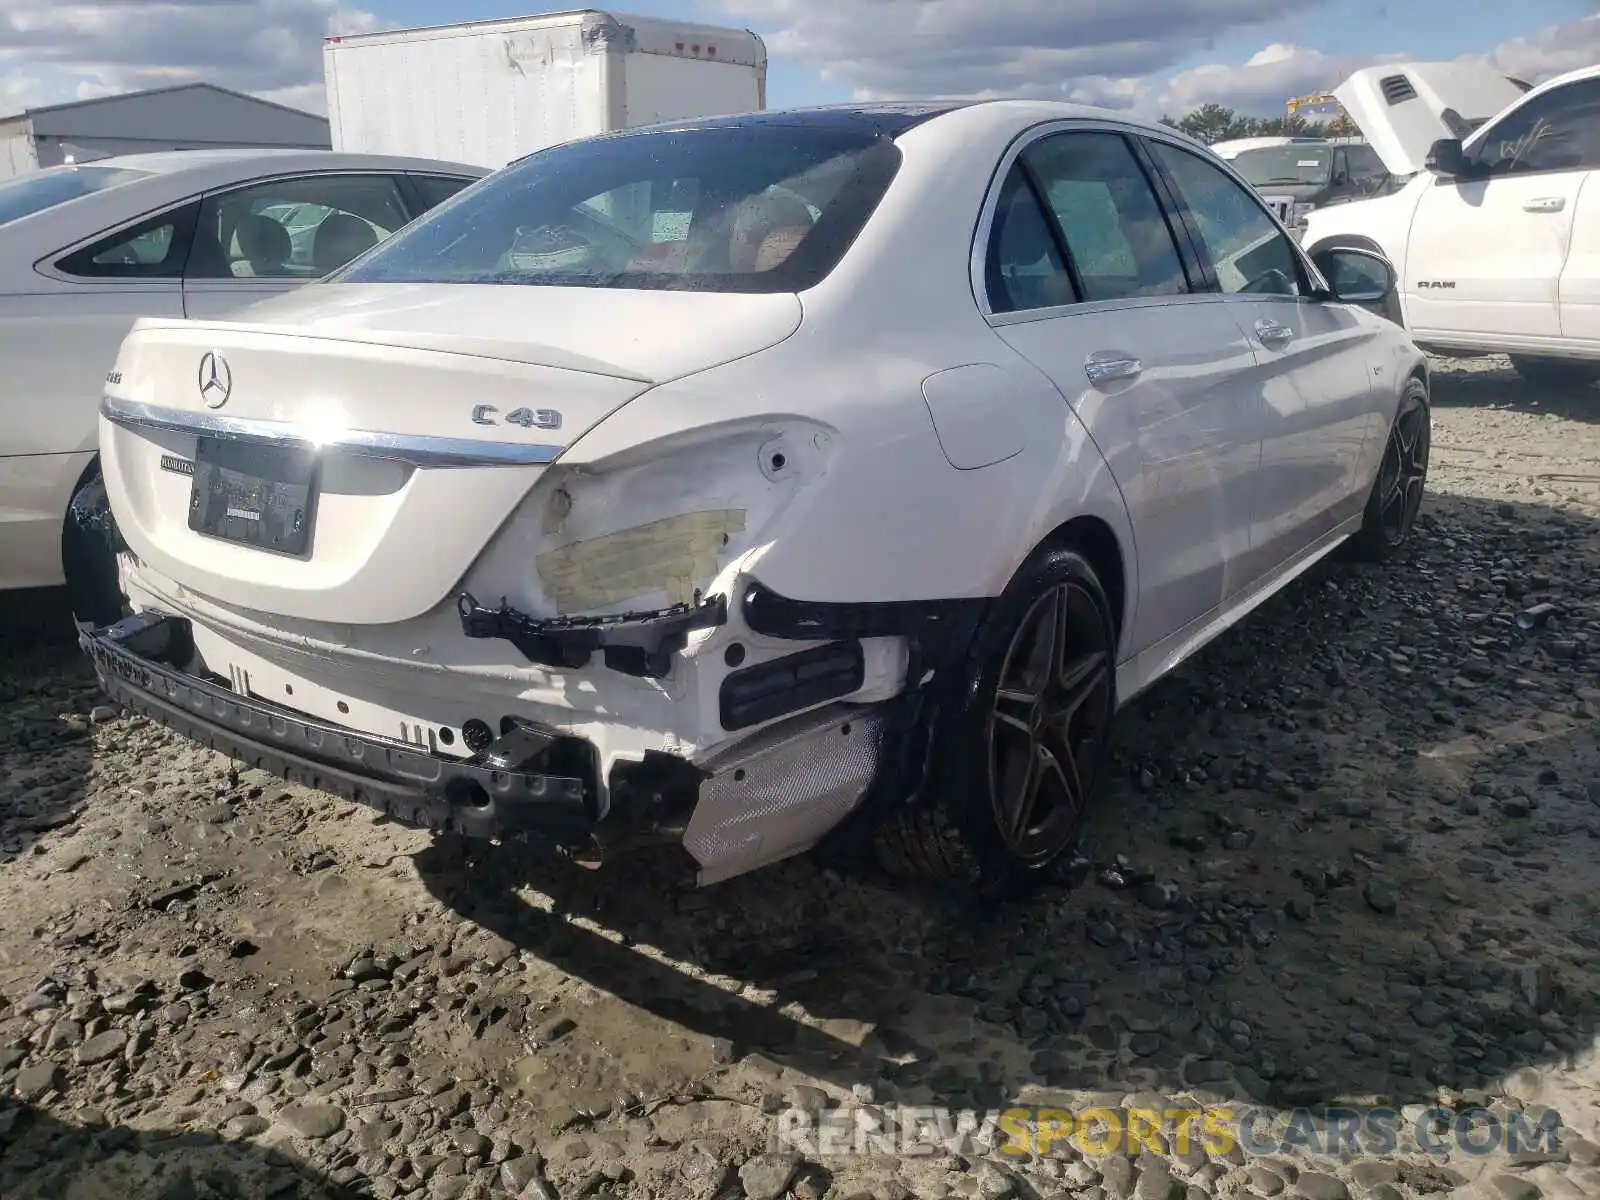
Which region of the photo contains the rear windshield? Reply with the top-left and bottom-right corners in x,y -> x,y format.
0,165 -> 151,226
337,123 -> 903,293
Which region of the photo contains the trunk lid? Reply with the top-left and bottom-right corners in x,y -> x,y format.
208,280 -> 803,383
1334,62 -> 1529,177
100,285 -> 802,625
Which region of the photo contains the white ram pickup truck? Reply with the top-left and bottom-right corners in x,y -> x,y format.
1302,60 -> 1600,389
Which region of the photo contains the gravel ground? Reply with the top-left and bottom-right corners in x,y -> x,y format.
2,354 -> 1598,1200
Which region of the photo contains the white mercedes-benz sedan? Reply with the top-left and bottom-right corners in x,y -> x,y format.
79,102 -> 1431,894
0,148 -> 486,603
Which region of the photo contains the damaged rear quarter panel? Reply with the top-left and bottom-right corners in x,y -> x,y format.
543,330 -> 1114,609
461,416 -> 838,620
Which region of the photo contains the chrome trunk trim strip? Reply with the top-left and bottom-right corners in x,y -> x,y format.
100,396 -> 562,468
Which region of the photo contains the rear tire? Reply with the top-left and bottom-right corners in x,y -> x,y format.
1350,377 -> 1430,562
61,462 -> 128,628
875,547 -> 1117,899
1508,355 -> 1600,391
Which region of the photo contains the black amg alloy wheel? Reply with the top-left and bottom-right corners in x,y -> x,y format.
877,546 -> 1117,897
1352,377 -> 1430,561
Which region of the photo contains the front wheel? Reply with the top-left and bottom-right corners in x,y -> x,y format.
875,547 -> 1118,898
1508,355 -> 1600,391
1350,378 -> 1430,562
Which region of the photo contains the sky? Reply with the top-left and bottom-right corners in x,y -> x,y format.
2,0 -> 1598,123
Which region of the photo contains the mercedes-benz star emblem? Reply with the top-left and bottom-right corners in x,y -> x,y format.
197,351 -> 232,409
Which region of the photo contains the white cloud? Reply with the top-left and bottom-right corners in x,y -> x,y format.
1480,14 -> 1600,85
0,0 -> 376,116
1153,15 -> 1600,117
0,72 -> 45,113
1155,43 -> 1350,116
2,1 -> 1597,128
712,0 -> 1297,111
711,1 -> 1600,119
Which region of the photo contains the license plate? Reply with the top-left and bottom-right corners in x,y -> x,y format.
188,437 -> 319,556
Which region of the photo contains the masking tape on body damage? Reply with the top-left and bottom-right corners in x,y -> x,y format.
535,510 -> 747,612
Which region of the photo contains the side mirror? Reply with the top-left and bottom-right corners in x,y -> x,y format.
1424,137 -> 1467,178
1312,245 -> 1397,310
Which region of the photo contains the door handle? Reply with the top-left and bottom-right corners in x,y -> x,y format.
1084,352 -> 1142,385
1255,318 -> 1295,348
1523,197 -> 1565,213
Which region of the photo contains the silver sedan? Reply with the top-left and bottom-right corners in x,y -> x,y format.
0,148 -> 486,602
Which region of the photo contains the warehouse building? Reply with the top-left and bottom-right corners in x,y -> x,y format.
0,83 -> 331,180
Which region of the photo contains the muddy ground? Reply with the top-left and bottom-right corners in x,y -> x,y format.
2,354 -> 1598,1200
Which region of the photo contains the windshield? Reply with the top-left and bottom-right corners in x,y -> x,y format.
0,164 -> 151,226
1231,146 -> 1332,187
337,123 -> 903,293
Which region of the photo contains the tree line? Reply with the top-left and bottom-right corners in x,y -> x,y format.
1159,102 -> 1360,144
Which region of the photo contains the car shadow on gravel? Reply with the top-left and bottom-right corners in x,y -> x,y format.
416,489 -> 1600,1126
0,1099 -> 349,1199
0,588 -> 101,870
1430,355 -> 1600,425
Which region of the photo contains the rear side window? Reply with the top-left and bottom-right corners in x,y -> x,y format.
338,125 -> 903,293
1021,133 -> 1189,303
0,165 -> 151,226
56,203 -> 200,279
985,167 -> 1077,314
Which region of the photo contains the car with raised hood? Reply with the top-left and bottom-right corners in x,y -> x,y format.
78,102 -> 1431,895
1302,61 -> 1600,389
0,148 -> 486,604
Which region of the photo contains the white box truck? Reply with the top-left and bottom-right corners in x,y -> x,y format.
322,8 -> 767,169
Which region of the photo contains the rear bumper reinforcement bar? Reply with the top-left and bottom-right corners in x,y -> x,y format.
78,611 -> 597,841
456,591 -> 727,679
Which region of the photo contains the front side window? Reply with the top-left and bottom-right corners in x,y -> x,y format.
187,174 -> 410,280
1022,132 -> 1189,302
55,203 -> 199,279
1468,79 -> 1600,175
1147,141 -> 1304,298
0,164 -> 151,226
337,124 -> 903,293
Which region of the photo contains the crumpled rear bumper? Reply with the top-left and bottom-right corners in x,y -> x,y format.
78,610 -> 597,842
77,608 -> 902,883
